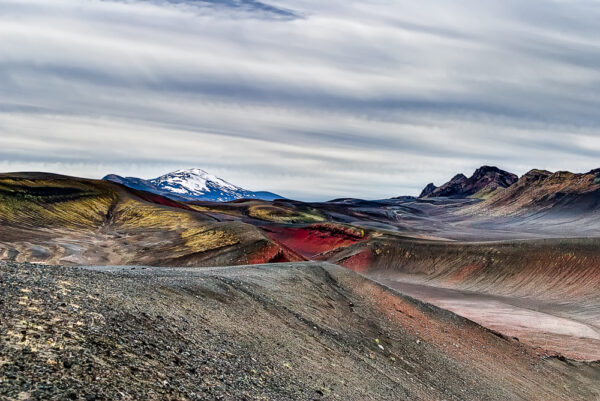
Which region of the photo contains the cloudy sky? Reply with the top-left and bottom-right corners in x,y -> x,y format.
1,0 -> 600,200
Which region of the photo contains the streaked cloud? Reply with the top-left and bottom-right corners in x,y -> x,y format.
1,0 -> 600,200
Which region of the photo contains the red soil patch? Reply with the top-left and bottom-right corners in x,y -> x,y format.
339,249 -> 374,273
247,243 -> 305,265
262,224 -> 365,259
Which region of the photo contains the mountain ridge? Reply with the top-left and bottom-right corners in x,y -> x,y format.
466,168 -> 600,216
419,166 -> 518,199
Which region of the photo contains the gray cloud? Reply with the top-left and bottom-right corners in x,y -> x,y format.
1,0 -> 600,200
160,0 -> 299,18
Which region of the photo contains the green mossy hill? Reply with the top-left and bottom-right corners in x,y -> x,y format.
0,175 -> 117,229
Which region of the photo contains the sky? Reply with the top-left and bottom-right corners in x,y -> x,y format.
1,0 -> 600,200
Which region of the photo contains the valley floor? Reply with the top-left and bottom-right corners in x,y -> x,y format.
374,278 -> 600,361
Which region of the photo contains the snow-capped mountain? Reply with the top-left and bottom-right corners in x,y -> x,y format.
103,168 -> 283,202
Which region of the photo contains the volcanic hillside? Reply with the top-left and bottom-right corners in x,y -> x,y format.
326,235 -> 600,360
465,168 -> 600,216
0,173 -> 301,266
0,173 -> 390,267
2,261 -> 599,400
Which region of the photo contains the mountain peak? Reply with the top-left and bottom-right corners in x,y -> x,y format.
449,173 -> 468,182
173,168 -> 209,175
104,168 -> 282,202
473,166 -> 503,177
521,169 -> 552,182
419,183 -> 437,198
152,169 -> 240,196
419,165 -> 517,199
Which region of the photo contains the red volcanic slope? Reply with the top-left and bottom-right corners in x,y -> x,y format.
358,239 -> 600,302
262,224 -> 365,259
337,249 -> 374,273
246,242 -> 305,265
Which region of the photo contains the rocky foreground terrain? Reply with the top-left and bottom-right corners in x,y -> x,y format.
2,261 -> 599,400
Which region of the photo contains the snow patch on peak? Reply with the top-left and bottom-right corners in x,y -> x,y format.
151,168 -> 241,196
104,168 -> 283,202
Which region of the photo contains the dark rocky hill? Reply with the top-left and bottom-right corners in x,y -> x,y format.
420,166 -> 518,199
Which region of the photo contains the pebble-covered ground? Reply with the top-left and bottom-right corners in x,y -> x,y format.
1,261 -> 599,400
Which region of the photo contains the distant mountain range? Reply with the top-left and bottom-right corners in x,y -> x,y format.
419,165 -> 600,217
104,166 -> 600,210
103,168 -> 283,202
